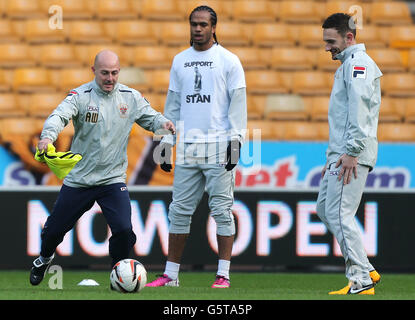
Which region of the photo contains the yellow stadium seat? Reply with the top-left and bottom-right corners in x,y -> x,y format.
404,98 -> 415,123
6,0 -> 45,18
41,0 -> 93,19
58,68 -> 94,92
389,26 -> 415,49
382,73 -> 415,97
0,117 -> 42,137
149,69 -> 171,94
142,92 -> 165,113
0,44 -> 36,68
132,46 -> 171,69
247,120 -> 284,140
39,44 -> 82,69
297,24 -> 325,48
13,68 -> 54,93
378,123 -> 415,142
24,19 -> 66,44
96,0 -> 137,19
292,71 -> 331,96
69,21 -> 111,44
316,50 -> 341,72
279,1 -> 320,24
247,95 -> 266,120
179,0 -> 231,21
251,23 -> 296,48
357,25 -> 386,49
408,49 -> 415,73
231,0 -> 276,23
0,70 -> 11,92
366,49 -> 405,73
27,93 -> 64,118
309,95 -> 330,121
0,20 -> 20,43
316,121 -> 330,141
229,47 -> 267,70
0,94 -> 25,118
161,22 -> 190,46
141,0 -> 182,21
215,22 -> 250,47
264,94 -> 309,121
117,20 -> 159,46
245,70 -> 289,94
378,97 -> 403,123
283,121 -> 319,141
370,2 -> 412,25
118,67 -> 152,92
271,47 -> 315,71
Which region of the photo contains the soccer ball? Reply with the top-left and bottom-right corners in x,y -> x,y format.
110,259 -> 147,293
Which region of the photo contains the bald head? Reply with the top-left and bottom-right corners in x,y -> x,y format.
92,50 -> 120,93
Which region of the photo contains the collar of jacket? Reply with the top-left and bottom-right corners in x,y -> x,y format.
334,43 -> 366,63
92,78 -> 120,96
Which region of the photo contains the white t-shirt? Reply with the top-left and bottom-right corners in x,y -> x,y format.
168,44 -> 246,143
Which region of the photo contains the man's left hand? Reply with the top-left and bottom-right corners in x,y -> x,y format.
335,154 -> 358,185
225,140 -> 241,171
163,121 -> 176,135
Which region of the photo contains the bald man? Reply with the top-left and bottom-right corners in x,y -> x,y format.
30,50 -> 175,286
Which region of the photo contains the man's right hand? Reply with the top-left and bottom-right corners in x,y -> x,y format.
38,138 -> 53,153
159,143 -> 173,172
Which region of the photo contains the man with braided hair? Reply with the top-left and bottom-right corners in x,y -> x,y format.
146,6 -> 247,288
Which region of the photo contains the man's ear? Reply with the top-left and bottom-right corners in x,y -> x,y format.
345,31 -> 355,44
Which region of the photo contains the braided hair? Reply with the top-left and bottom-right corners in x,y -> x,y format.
189,5 -> 218,46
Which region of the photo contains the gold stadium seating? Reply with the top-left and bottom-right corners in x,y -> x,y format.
245,70 -> 288,94
403,98 -> 415,123
283,121 -> 320,141
370,2 -> 412,25
252,23 -> 296,48
27,93 -> 64,118
279,1 -> 321,24
382,73 -> 415,97
69,21 -> 112,44
388,26 -> 415,49
5,0 -> 46,19
39,44 -> 82,69
0,20 -> 20,43
366,48 -> 406,73
141,0 -> 183,21
263,94 -> 309,121
0,44 -> 36,68
378,123 -> 415,142
0,93 -> 26,118
12,68 -> 54,93
231,0 -> 276,23
378,97 -> 404,123
116,20 -> 159,46
95,0 -> 138,20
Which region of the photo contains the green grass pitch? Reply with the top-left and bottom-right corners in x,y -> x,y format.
0,270 -> 414,300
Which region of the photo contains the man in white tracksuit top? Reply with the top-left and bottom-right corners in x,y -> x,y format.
146,6 -> 247,289
318,13 -> 382,295
29,50 -> 175,287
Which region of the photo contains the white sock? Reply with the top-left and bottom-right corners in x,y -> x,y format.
164,261 -> 180,280
217,259 -> 230,280
40,254 -> 54,264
